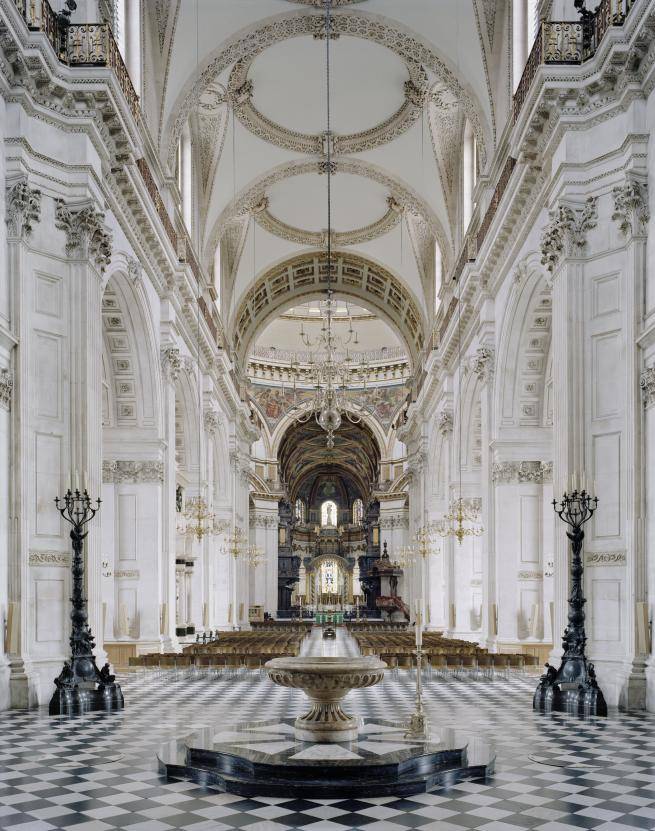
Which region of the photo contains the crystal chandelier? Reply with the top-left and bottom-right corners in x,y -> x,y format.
285,0 -> 372,448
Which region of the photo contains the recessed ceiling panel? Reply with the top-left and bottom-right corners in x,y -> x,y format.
249,36 -> 407,136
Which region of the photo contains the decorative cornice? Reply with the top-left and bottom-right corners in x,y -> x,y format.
5,179 -> 41,239
437,409 -> 453,435
102,460 -> 164,483
204,408 -> 222,434
640,366 -> 655,409
160,346 -> 181,383
54,200 -> 113,272
0,369 -> 13,411
612,178 -> 649,237
29,551 -> 71,567
492,461 -> 553,484
585,551 -> 626,567
540,197 -> 597,272
469,346 -> 495,383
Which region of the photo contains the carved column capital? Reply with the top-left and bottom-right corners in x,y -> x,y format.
640,366 -> 655,409
437,409 -> 453,435
0,368 -> 13,411
5,179 -> 41,239
127,256 -> 141,284
612,178 -> 649,238
54,200 -> 113,272
540,197 -> 597,272
470,346 -> 495,383
204,408 -> 221,434
160,346 -> 181,383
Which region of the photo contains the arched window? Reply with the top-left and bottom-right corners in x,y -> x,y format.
213,243 -> 221,308
434,242 -> 442,313
352,498 -> 364,526
179,123 -> 193,232
294,498 -> 306,524
512,0 -> 539,92
114,0 -> 141,94
462,120 -> 476,233
321,500 -> 337,527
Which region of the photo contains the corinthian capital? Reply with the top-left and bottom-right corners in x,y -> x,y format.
5,179 -> 41,239
54,200 -> 113,272
641,365 -> 655,409
0,368 -> 13,411
470,346 -> 494,383
612,178 -> 649,238
160,346 -> 181,383
437,409 -> 453,435
204,408 -> 221,434
540,197 -> 597,272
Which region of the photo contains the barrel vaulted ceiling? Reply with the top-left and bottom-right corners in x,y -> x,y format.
145,0 -> 508,352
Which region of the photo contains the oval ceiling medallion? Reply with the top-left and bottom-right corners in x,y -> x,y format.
228,38 -> 427,155
254,193 -> 403,248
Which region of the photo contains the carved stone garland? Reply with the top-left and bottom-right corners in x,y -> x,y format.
612,179 -> 649,237
0,369 -> 13,411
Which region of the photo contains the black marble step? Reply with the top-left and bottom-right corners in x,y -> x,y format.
157,718 -> 495,797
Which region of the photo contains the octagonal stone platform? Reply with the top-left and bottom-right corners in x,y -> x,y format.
157,718 -> 495,798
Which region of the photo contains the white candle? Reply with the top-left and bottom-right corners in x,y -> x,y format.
83,470 -> 88,492
74,470 -> 80,491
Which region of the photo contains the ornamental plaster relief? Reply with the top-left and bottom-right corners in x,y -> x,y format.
228,51 -> 428,155
379,514 -> 409,529
641,366 -> 655,408
29,551 -> 71,567
160,346 -> 181,383
612,178 -> 649,237
517,570 -> 542,580
0,369 -> 13,411
54,200 -> 113,272
5,179 -> 41,239
437,409 -> 453,435
469,346 -> 494,383
250,514 -> 278,528
114,569 -> 140,579
169,13 -> 487,172
254,194 -> 403,248
540,197 -> 598,272
585,552 -> 626,566
102,461 -> 165,483
204,409 -> 222,434
492,461 -> 553,484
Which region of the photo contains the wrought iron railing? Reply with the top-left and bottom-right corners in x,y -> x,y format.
476,156 -> 516,253
67,23 -> 140,122
135,158 -> 178,251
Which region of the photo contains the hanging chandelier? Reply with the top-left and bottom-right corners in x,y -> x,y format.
433,498 -> 483,545
181,496 -> 215,542
433,283 -> 484,545
221,526 -> 263,567
284,0 -> 372,448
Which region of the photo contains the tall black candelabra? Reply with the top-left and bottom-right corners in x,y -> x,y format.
49,489 -> 124,716
533,489 -> 607,717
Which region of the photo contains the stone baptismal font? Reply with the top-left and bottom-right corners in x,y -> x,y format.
265,656 -> 386,742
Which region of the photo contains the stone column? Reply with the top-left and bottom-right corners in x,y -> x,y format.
250,495 -> 279,617
160,346 -> 181,649
4,178 -> 41,706
426,409 -> 453,631
54,200 -> 112,670
642,365 -> 655,710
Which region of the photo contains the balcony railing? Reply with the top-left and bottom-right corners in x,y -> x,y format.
67,23 -> 140,122
135,158 -> 178,251
446,0 -> 636,284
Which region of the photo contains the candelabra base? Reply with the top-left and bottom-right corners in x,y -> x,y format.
533,656 -> 607,717
49,655 -> 124,716
404,710 -> 429,740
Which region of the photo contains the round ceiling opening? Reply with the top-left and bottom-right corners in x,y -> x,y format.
249,35 -> 407,136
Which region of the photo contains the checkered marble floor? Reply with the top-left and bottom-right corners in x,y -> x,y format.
1,630 -> 654,831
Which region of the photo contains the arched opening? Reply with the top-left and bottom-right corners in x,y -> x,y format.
321,500 -> 338,528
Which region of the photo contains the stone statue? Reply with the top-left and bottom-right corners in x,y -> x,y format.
176,485 -> 183,512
